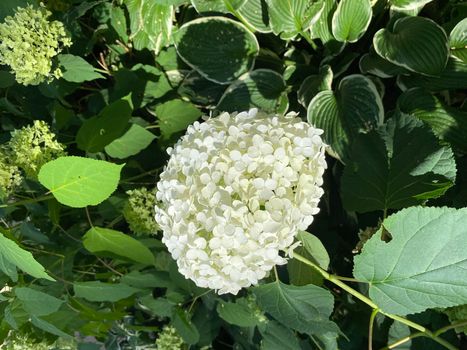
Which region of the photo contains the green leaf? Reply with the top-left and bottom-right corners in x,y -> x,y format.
172,308 -> 200,345
0,71 -> 15,88
83,227 -> 155,265
155,99 -> 202,139
122,270 -> 171,288
331,0 -> 371,43
259,321 -> 301,350
124,0 -> 173,53
388,322 -> 411,349
31,316 -> 72,339
178,70 -> 227,106
217,299 -> 260,327
15,288 -> 63,316
296,231 -> 330,269
74,281 -> 141,302
104,124 -> 155,159
38,156 -> 123,208
237,0 -> 271,33
309,0 -> 345,54
138,294 -> 173,318
0,232 -> 53,281
449,18 -> 467,63
76,95 -> 133,152
191,0 -> 246,13
353,206 -> 467,315
297,65 -> 333,108
397,88 -> 467,152
397,56 -> 467,91
389,0 -> 433,10
58,54 -> 104,83
359,47 -> 409,78
307,74 -> 383,161
341,114 -> 456,213
265,0 -> 324,38
217,69 -> 287,113
373,16 -> 449,76
254,282 -> 338,334
173,16 -> 259,84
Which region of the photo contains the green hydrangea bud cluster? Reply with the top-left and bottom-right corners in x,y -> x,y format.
155,326 -> 185,350
443,305 -> 467,334
0,150 -> 22,199
1,331 -> 76,350
123,187 -> 159,235
6,120 -> 66,179
0,4 -> 72,86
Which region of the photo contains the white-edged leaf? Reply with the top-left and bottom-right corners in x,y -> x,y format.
38,156 -> 123,208
191,0 -> 246,13
390,0 -> 433,10
373,16 -> 449,76
359,47 -> 409,78
58,54 -> 104,83
297,65 -> 333,107
105,124 -> 155,159
450,18 -> 467,63
83,227 -> 155,265
354,206 -> 467,315
307,74 -> 383,161
74,281 -> 141,302
331,0 -> 372,43
173,17 -> 259,84
237,0 -> 271,33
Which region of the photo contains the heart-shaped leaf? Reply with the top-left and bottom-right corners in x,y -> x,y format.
449,18 -> 467,63
307,74 -> 383,161
331,0 -> 372,43
173,17 -> 259,84
298,65 -> 333,107
373,16 -> 449,76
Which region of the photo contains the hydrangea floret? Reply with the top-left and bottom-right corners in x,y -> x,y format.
155,326 -> 185,350
155,109 -> 327,295
7,120 -> 66,179
0,4 -> 72,86
0,150 -> 22,199
123,187 -> 159,235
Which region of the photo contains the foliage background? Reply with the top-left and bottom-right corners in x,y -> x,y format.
0,0 -> 466,349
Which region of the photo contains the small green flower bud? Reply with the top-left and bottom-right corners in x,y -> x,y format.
123,187 -> 159,235
155,326 -> 185,350
0,150 -> 22,199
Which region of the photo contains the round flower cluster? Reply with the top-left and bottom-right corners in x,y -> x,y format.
155,326 -> 185,350
123,187 -> 159,235
155,109 -> 327,294
0,4 -> 72,86
0,151 -> 22,200
7,120 -> 66,179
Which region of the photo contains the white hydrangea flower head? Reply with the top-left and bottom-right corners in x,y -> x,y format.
155,109 -> 327,295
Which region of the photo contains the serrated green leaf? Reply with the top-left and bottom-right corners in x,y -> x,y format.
331,0 -> 371,43
342,114 -> 456,213
83,227 -> 155,265
0,232 -> 53,281
297,65 -> 332,108
38,156 -> 123,208
259,321 -> 301,350
373,16 -> 449,76
307,74 -> 383,161
397,88 -> 467,152
76,95 -> 133,152
265,0 -> 324,38
15,288 -> 63,316
74,281 -> 141,302
354,206 -> 467,315
388,322 -> 411,349
124,0 -> 173,53
217,299 -> 260,327
217,69 -> 287,113
254,282 -> 338,335
173,17 -> 259,84
155,99 -> 202,139
172,308 -> 200,345
104,124 -> 155,159
389,0 -> 433,10
58,54 -> 104,83
449,18 -> 467,63
31,315 -> 72,339
138,294 -> 173,318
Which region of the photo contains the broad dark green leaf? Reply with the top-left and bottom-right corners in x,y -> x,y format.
397,88 -> 467,152
178,70 -> 227,106
38,157 -> 123,208
359,47 -> 409,78
217,298 -> 261,327
104,124 -> 155,159
124,0 -> 173,53
138,294 -> 173,317
31,316 -> 72,339
297,65 -> 332,107
76,95 -> 133,152
172,308 -> 200,345
83,227 -> 155,265
354,206 -> 467,315
307,74 -> 383,161
217,69 -> 287,113
373,16 -> 449,76
15,288 -> 63,316
331,0 -> 372,43
259,321 -> 301,350
174,17 -> 259,84
58,54 -> 104,83
74,281 -> 141,302
449,18 -> 467,63
0,232 -> 53,281
254,281 -> 338,334
265,0 -> 324,38
341,114 -> 456,213
155,99 -> 202,139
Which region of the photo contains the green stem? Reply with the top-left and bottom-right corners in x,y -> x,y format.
369,308 -> 379,350
0,194 -> 54,208
292,252 -> 458,350
300,30 -> 318,50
